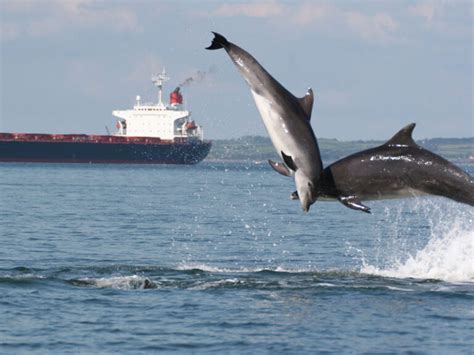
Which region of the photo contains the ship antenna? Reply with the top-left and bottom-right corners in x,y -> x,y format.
151,68 -> 170,107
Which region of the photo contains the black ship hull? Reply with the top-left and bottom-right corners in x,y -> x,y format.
0,136 -> 211,164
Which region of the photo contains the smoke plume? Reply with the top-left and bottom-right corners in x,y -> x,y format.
179,66 -> 216,87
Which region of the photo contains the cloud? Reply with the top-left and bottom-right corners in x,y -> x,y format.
407,2 -> 471,37
1,0 -> 141,41
408,3 -> 438,23
57,0 -> 140,32
212,1 -> 285,18
290,3 -> 330,26
0,22 -> 20,42
210,1 -> 399,44
345,11 -> 399,43
1,0 -> 38,13
212,1 -> 328,24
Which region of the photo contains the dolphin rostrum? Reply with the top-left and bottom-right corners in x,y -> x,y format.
207,32 -> 323,211
274,123 -> 474,212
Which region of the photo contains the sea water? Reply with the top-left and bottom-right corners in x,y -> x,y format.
0,162 -> 473,353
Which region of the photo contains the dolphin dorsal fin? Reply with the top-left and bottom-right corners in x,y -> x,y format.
385,123 -> 417,147
298,88 -> 314,121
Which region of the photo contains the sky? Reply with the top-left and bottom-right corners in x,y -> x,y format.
0,0 -> 472,140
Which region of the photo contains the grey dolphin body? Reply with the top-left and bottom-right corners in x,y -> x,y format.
207,32 -> 323,212
279,123 -> 474,212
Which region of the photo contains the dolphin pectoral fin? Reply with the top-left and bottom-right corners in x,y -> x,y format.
298,88 -> 314,121
290,191 -> 299,200
206,32 -> 230,50
281,151 -> 297,171
338,196 -> 371,214
268,160 -> 292,177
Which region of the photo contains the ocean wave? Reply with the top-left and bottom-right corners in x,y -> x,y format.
0,274 -> 46,284
63,270 -> 463,294
1,261 -> 471,294
175,262 -> 326,275
188,278 -> 243,290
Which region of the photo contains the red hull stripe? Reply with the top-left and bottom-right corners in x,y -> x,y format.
0,157 -> 200,165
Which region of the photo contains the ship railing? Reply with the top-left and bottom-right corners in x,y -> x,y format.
174,131 -> 199,140
175,126 -> 203,141
0,132 -> 169,145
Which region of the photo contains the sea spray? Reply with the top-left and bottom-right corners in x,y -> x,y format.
359,198 -> 474,283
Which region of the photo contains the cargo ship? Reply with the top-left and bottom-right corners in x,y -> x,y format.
0,70 -> 211,164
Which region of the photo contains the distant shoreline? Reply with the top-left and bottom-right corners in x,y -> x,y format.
204,159 -> 474,166
205,136 -> 474,164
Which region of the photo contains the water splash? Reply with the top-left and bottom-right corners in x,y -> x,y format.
359,199 -> 474,283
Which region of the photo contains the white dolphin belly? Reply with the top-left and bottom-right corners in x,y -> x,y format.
251,90 -> 298,159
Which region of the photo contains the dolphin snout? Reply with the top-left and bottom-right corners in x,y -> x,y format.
301,195 -> 318,213
299,193 -> 314,213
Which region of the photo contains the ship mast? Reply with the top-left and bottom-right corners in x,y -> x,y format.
151,68 -> 170,107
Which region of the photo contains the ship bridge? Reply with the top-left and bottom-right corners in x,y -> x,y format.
113,70 -> 204,141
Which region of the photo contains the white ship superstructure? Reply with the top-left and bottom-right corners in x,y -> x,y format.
113,69 -> 204,141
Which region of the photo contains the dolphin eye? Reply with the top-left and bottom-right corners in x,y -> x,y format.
307,182 -> 313,188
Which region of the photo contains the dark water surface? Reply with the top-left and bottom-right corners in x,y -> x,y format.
1,162 -> 473,353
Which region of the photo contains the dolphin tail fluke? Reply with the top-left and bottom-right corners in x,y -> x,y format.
206,32 -> 230,50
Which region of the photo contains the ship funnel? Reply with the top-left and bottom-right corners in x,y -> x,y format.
170,87 -> 183,107
136,95 -> 141,106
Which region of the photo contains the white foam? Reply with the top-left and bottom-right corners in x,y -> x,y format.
176,262 -> 314,274
176,263 -> 226,273
361,211 -> 474,283
385,286 -> 414,292
79,275 -> 154,289
189,278 -> 241,290
8,273 -> 46,280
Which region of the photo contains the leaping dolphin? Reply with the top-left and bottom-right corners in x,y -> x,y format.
207,32 -> 322,212
274,123 -> 474,212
